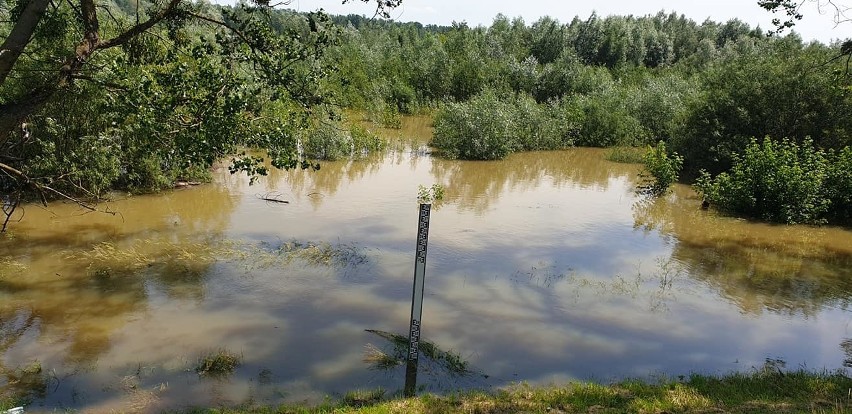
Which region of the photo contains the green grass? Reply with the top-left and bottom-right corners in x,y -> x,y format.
178,369 -> 852,413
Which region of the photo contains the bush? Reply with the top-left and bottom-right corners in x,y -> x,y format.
431,90 -> 576,160
824,146 -> 852,224
573,93 -> 648,147
431,90 -> 517,160
694,137 -> 830,224
640,141 -> 683,195
302,121 -> 387,161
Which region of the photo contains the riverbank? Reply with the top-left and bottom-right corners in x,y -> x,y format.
183,369 -> 852,414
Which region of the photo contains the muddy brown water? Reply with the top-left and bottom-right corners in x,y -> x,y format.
2,116 -> 852,412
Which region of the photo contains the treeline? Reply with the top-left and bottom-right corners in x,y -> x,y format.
324,12 -> 851,225
1,3 -> 850,225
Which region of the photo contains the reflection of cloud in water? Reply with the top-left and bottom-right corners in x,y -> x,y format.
4,121 -> 852,411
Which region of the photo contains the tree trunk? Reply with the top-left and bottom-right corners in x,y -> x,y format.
0,0 -> 51,86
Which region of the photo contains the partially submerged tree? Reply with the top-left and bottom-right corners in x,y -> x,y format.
0,0 -> 399,230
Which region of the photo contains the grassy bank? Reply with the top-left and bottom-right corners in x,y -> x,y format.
184,369 -> 852,414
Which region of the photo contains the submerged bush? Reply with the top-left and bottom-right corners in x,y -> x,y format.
431,90 -> 517,160
431,90 -> 575,160
567,92 -> 648,147
640,141 -> 683,195
694,138 -> 833,225
301,121 -> 386,161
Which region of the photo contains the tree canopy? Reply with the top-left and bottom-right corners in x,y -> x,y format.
0,0 -> 396,226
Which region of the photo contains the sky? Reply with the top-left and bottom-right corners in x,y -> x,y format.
280,0 -> 850,44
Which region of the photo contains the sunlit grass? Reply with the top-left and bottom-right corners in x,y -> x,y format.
176,369 -> 852,413
341,388 -> 386,408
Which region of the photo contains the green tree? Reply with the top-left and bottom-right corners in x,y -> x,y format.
0,0 -> 398,216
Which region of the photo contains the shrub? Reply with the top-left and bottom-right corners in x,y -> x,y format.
431,90 -> 516,160
824,146 -> 852,224
572,93 -> 648,147
640,141 -> 683,195
301,121 -> 387,161
431,90 -> 576,160
694,137 -> 830,224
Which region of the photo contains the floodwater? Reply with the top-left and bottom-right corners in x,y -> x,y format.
2,116 -> 852,412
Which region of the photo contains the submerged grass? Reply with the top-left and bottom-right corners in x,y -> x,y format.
180,369 -> 852,413
606,146 -> 647,164
195,349 -> 242,378
0,361 -> 47,409
364,329 -> 470,375
65,237 -> 369,280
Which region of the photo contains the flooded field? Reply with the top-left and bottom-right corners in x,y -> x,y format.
2,116 -> 852,412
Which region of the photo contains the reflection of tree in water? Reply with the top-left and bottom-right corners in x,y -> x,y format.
0,183 -> 237,369
432,148 -> 642,214
633,185 -> 852,316
261,153 -> 386,208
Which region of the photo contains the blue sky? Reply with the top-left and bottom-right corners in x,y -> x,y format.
282,0 -> 849,43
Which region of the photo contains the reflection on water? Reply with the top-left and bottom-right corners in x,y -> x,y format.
1,115 -> 852,411
634,187 -> 852,316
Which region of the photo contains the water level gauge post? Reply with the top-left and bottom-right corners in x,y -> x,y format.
404,203 -> 431,397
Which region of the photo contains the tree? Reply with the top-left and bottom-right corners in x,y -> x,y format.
758,0 -> 850,33
0,0 -> 398,229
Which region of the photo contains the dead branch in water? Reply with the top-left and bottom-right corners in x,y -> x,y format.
0,161 -> 117,232
256,192 -> 289,204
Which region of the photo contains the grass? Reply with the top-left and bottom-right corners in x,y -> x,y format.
0,361 -> 47,409
65,237 -> 370,281
364,329 -> 471,375
606,146 -> 647,164
176,369 -> 852,413
195,349 -> 242,377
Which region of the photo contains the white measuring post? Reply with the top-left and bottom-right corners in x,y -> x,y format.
404,203 -> 431,397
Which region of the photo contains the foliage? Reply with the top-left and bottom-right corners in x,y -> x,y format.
640,141 -> 683,195
0,361 -> 47,407
571,92 -> 647,147
824,146 -> 852,224
0,0 -> 383,209
605,146 -> 646,164
300,120 -> 386,161
694,138 -> 836,224
3,2 -> 852,228
416,184 -> 444,203
673,40 -> 852,175
431,89 -> 576,160
431,90 -> 516,160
